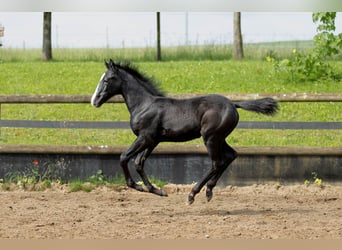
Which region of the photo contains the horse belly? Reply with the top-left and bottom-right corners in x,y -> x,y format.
160,120 -> 201,142
157,99 -> 204,142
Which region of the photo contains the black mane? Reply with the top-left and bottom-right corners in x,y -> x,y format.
114,61 -> 165,97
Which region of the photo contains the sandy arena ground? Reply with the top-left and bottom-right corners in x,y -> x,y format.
0,184 -> 341,239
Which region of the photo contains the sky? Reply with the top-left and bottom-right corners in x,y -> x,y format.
0,12 -> 341,48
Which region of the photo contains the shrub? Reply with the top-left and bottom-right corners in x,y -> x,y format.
273,12 -> 341,82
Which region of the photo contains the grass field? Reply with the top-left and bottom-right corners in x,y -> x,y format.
0,45 -> 341,147
0,41 -> 318,63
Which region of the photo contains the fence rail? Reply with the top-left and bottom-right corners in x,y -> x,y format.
0,93 -> 342,104
1,144 -> 341,156
1,120 -> 341,130
1,94 -> 341,131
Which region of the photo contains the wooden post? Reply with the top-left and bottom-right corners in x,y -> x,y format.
42,12 -> 53,61
0,103 -> 2,137
233,12 -> 244,60
156,12 -> 162,61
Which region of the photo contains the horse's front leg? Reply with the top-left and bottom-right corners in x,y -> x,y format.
120,136 -> 148,192
135,146 -> 168,197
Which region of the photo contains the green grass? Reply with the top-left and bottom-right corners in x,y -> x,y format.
1,60 -> 341,95
1,128 -> 340,147
0,41 -> 321,63
68,181 -> 94,192
0,49 -> 341,147
0,166 -> 166,192
0,173 -> 165,192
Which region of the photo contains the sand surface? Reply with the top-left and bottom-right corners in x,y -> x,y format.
0,184 -> 341,239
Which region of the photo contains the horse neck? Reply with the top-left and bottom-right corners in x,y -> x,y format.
121,75 -> 155,115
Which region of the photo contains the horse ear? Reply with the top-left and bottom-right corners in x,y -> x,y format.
104,60 -> 110,69
109,59 -> 115,68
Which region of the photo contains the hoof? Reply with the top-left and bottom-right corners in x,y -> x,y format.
149,187 -> 168,197
158,188 -> 168,197
187,194 -> 195,205
135,185 -> 145,192
206,189 -> 213,202
128,183 -> 144,192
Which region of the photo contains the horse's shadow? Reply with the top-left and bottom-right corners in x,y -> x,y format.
173,208 -> 311,217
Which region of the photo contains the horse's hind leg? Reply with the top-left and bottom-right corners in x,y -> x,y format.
205,142 -> 237,202
188,135 -> 223,204
134,146 -> 168,197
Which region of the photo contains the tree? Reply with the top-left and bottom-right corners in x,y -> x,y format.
233,12 -> 244,60
42,12 -> 52,61
273,12 -> 341,82
312,12 -> 342,58
156,12 -> 161,61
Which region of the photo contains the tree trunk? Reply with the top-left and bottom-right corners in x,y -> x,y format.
42,12 -> 52,61
156,12 -> 161,61
233,12 -> 244,60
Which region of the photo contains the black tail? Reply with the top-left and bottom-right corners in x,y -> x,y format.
234,97 -> 279,116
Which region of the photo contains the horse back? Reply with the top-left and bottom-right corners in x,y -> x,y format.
153,95 -> 236,141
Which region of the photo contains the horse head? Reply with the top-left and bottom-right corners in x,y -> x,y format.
91,59 -> 123,107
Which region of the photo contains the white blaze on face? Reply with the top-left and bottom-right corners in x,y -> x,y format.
91,73 -> 105,106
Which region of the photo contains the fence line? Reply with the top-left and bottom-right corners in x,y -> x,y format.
1,144 -> 341,156
1,94 -> 341,184
1,93 -> 342,103
0,94 -> 341,131
1,120 -> 341,130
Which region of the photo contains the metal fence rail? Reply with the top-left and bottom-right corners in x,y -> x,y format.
1,120 -> 342,130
